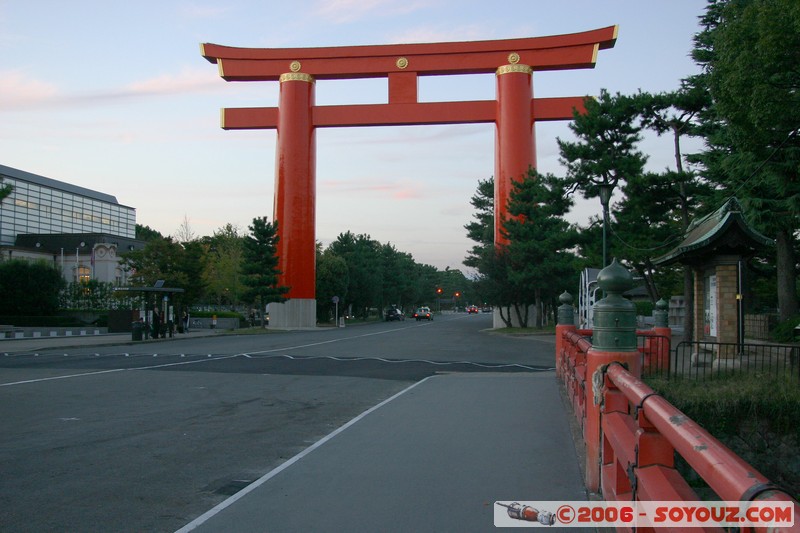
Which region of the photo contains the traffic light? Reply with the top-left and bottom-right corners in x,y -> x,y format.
436,287 -> 443,295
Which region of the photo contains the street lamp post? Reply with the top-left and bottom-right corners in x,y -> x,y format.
598,183 -> 613,268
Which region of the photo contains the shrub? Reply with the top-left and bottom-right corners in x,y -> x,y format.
648,374 -> 800,498
771,315 -> 800,343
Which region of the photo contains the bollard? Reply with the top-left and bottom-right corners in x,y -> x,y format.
584,258 -> 640,493
555,291 -> 576,378
653,298 -> 668,328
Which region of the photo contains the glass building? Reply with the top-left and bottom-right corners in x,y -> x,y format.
0,164 -> 143,284
0,164 -> 136,243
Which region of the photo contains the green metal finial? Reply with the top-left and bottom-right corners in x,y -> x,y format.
558,291 -> 574,325
592,258 -> 636,351
596,258 -> 634,295
559,291 -> 573,306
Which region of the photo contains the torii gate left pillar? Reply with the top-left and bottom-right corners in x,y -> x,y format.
272,72 -> 317,328
202,27 -> 617,329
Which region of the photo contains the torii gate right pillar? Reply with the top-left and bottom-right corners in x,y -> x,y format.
493,61 -> 535,328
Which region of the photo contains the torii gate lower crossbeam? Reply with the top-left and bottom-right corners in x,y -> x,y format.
202,27 -> 617,328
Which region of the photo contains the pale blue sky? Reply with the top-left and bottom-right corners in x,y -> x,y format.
1,0 -> 708,270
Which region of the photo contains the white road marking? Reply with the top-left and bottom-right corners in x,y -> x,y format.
174,376 -> 434,532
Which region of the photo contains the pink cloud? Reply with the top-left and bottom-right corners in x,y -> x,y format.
126,67 -> 223,95
0,67 -> 227,112
322,178 -> 423,199
0,70 -> 59,109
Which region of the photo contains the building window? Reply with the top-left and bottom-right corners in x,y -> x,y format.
76,265 -> 90,284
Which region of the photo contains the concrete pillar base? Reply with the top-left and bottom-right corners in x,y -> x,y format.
492,305 -> 535,328
268,299 -> 317,329
691,350 -> 714,367
493,308 -> 506,329
712,357 -> 741,371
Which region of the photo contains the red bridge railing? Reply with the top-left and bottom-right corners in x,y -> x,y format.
556,323 -> 800,533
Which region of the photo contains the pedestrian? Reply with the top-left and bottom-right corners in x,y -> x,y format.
152,309 -> 161,339
182,310 -> 189,333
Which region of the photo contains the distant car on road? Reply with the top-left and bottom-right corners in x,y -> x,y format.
385,308 -> 405,321
467,305 -> 478,314
412,307 -> 433,321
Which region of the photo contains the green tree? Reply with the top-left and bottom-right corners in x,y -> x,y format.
463,177 -> 495,272
60,280 -> 118,310
180,240 -> 207,306
558,89 -> 648,266
203,224 -> 245,306
631,86 -> 714,340
461,176 -> 529,325
327,232 -> 383,318
463,177 -> 498,312
316,245 -> 349,322
380,244 -> 417,311
409,262 -> 440,311
504,170 -> 580,327
135,224 -> 163,241
0,260 -> 64,315
241,216 -> 288,308
700,0 -> 800,321
121,237 -> 189,289
611,171 -> 686,302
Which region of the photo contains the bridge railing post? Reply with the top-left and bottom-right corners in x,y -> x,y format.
652,298 -> 671,373
584,259 -> 639,493
555,291 -> 576,379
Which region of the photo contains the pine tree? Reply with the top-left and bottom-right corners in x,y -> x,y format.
241,217 -> 288,306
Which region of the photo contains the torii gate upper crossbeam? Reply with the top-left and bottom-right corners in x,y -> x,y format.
201,27 -> 616,80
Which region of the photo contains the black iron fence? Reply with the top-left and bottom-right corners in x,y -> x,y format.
642,338 -> 800,382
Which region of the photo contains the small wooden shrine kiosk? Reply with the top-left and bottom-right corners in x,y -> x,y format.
653,197 -> 773,368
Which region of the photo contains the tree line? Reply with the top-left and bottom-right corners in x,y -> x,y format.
466,0 -> 799,335
0,218 -> 474,322
121,222 -> 475,323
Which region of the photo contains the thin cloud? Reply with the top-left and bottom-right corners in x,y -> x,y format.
126,66 -> 222,95
0,67 -> 224,111
322,178 -> 423,199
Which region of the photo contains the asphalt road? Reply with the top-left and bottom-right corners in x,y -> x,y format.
0,313 -> 562,532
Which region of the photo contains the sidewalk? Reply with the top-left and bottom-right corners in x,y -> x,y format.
0,328 -> 221,353
178,373 -> 593,533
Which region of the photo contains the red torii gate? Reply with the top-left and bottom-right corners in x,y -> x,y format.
201,27 -> 617,328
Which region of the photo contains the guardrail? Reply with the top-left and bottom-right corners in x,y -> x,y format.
557,325 -> 800,532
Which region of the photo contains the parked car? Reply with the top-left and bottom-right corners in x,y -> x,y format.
385,308 -> 405,321
412,307 -> 433,321
467,305 -> 479,314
